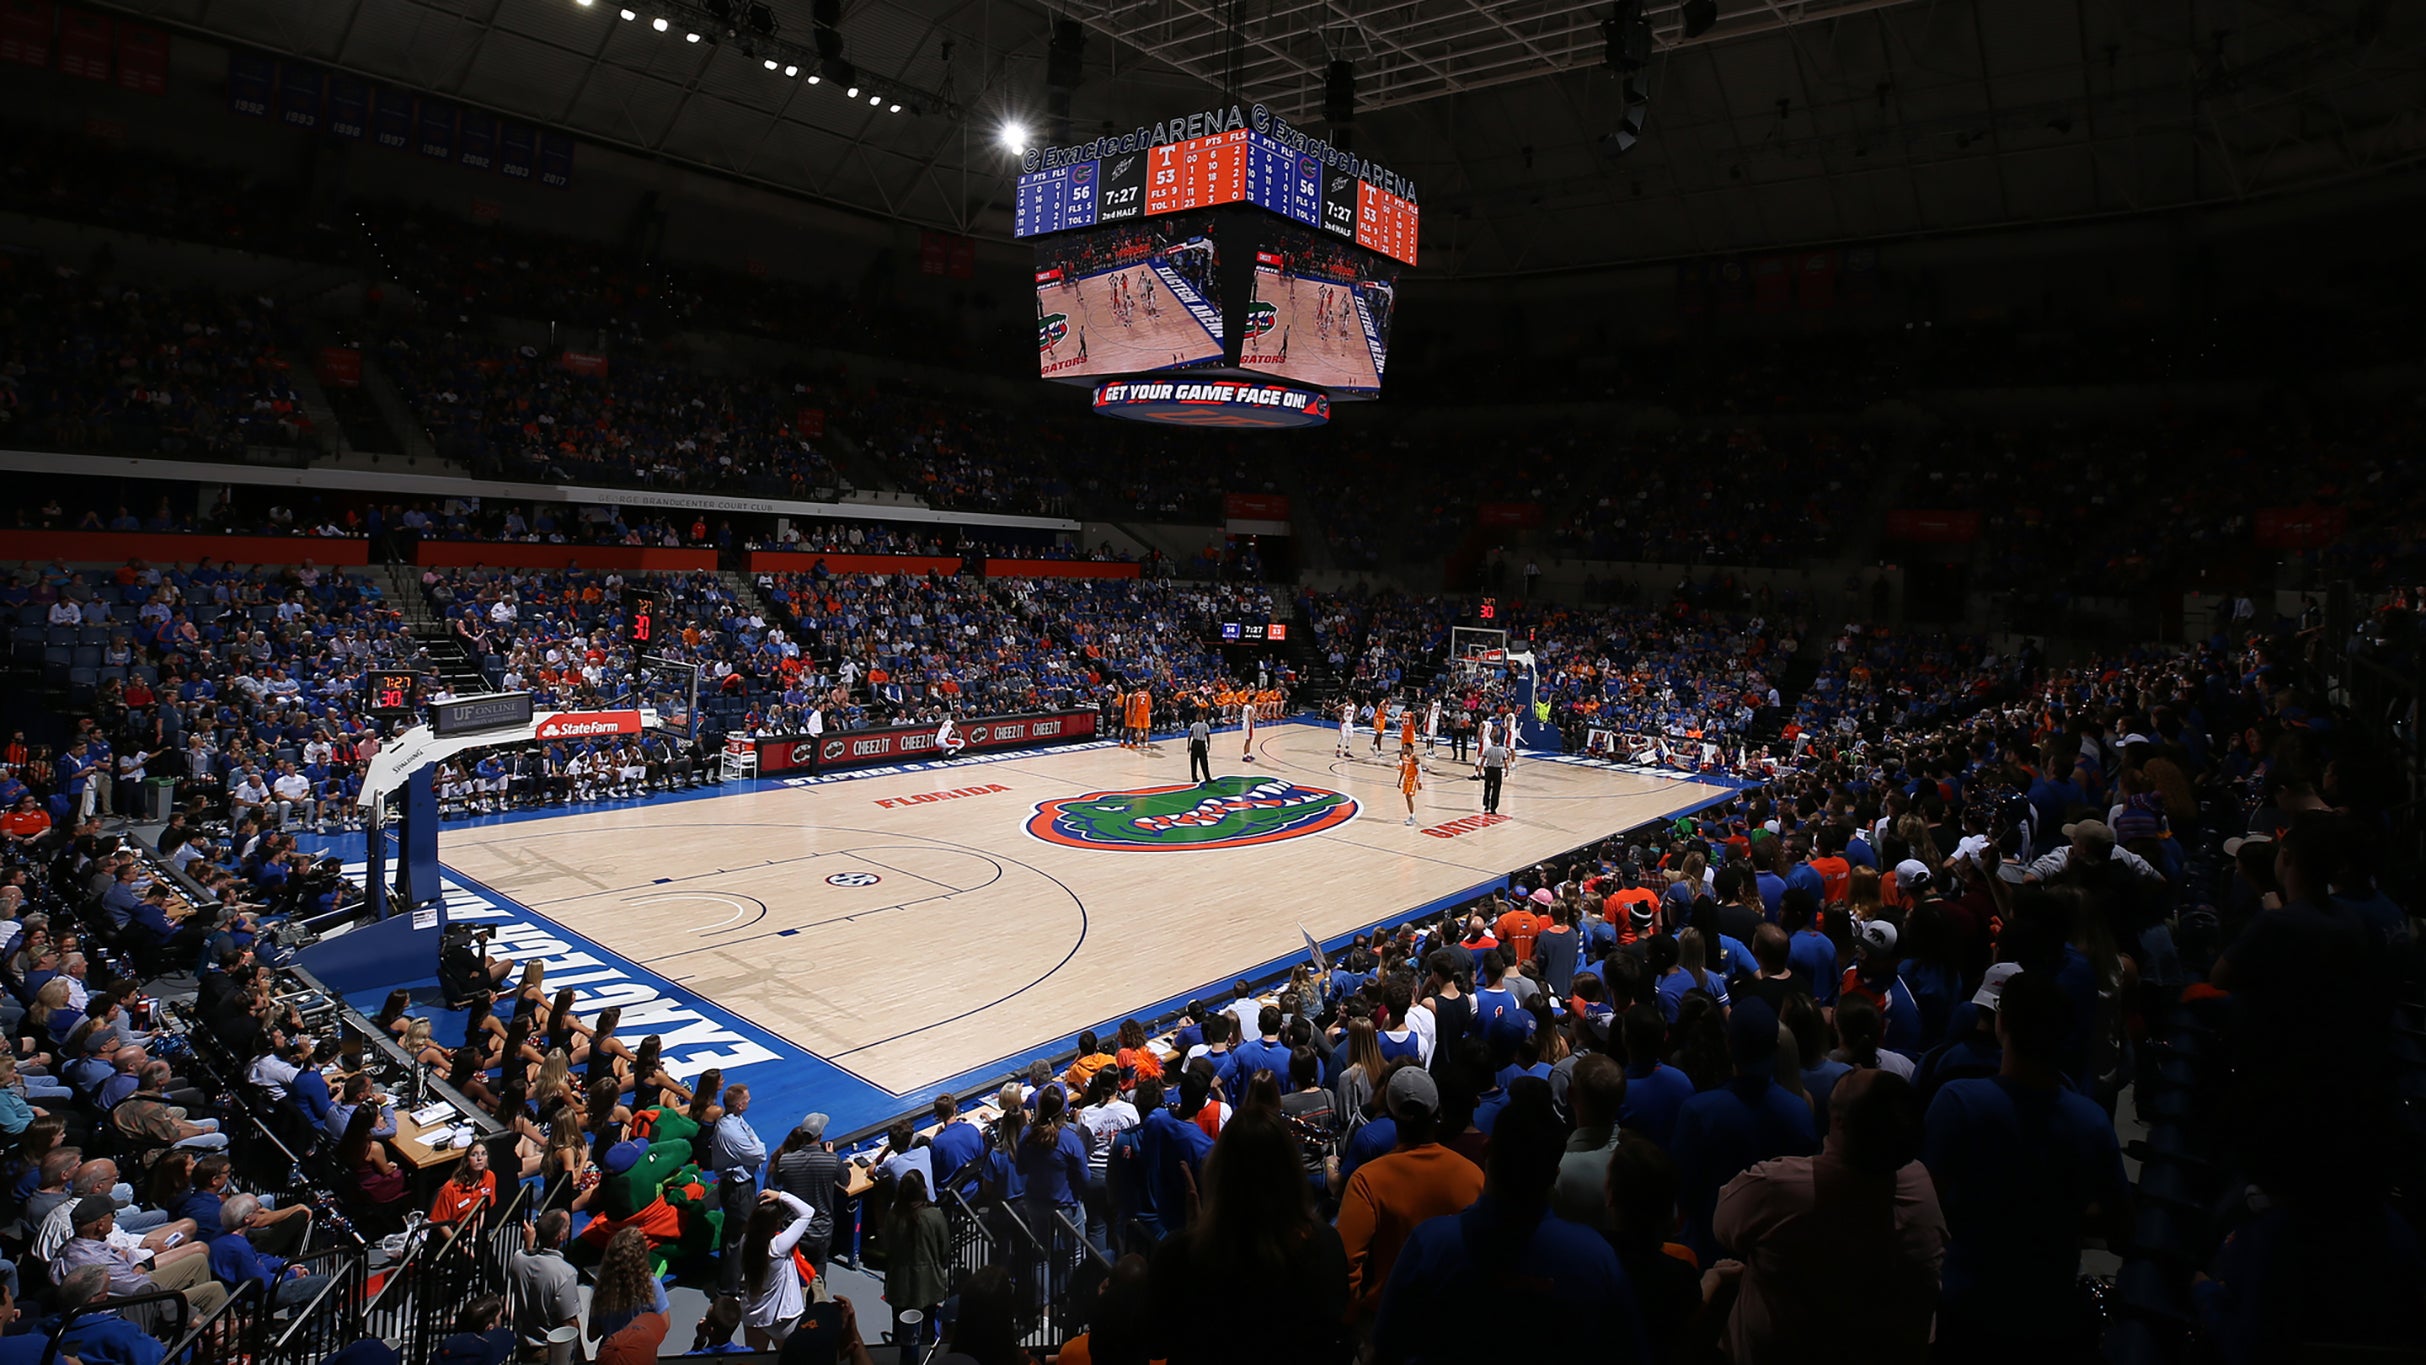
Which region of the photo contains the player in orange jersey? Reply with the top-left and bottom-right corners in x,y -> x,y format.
1128,686 -> 1150,747
1398,746 -> 1423,826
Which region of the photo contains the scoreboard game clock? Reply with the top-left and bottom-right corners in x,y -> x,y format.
366,670 -> 421,718
1017,103 -> 1418,268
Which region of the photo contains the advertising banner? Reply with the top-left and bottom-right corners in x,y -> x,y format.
755,709 -> 1098,775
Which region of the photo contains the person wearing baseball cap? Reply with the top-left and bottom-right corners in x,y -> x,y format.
2025,818 -> 2164,887
1838,918 -> 1926,1061
1334,1065 -> 1484,1326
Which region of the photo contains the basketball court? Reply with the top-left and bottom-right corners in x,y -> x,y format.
1239,267 -> 1382,392
426,719 -> 1731,1127
1037,265 -> 1222,378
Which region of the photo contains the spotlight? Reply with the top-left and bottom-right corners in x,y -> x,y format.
1001,121 -> 1029,154
805,73 -> 819,83
888,102 -> 901,113
576,0 -> 594,7
1680,0 -> 1716,37
783,63 -> 798,76
685,30 -> 701,42
618,6 -> 636,17
651,15 -> 667,30
868,93 -> 881,105
846,84 -> 859,97
763,58 -> 777,70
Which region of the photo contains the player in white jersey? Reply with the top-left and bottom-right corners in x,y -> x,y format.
1337,699 -> 1356,759
1424,697 -> 1442,755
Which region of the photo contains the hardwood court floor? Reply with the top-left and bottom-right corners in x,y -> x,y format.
1239,267 -> 1383,391
1037,267 -> 1222,380
438,724 -> 1730,1099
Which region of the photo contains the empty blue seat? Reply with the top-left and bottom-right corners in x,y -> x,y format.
43,625 -> 75,646
71,646 -> 102,668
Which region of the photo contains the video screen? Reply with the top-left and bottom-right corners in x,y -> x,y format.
1036,213 -> 1225,382
1240,220 -> 1399,395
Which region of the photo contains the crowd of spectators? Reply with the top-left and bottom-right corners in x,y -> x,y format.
0,254 -> 315,461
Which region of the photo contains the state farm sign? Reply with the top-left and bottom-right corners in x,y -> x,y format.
534,710 -> 644,740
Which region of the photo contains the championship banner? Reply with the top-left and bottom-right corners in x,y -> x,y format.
754,709 -> 1099,776
0,0 -> 52,69
324,73 -> 370,139
110,18 -> 163,93
536,130 -> 574,189
371,85 -> 413,150
457,108 -> 497,172
497,121 -> 536,180
52,6 -> 107,80
274,61 -> 323,130
226,49 -> 273,117
416,98 -> 458,160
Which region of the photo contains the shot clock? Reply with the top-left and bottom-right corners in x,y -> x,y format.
367,671 -> 421,718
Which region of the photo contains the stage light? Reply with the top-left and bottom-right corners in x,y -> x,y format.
846,84 -> 859,97
805,73 -> 819,83
888,102 -> 902,113
651,15 -> 668,30
1680,0 -> 1716,37
868,93 -> 881,105
784,64 -> 798,76
685,31 -> 701,42
1000,121 -> 1029,153
576,0 -> 594,7
618,6 -> 636,17
763,58 -> 777,69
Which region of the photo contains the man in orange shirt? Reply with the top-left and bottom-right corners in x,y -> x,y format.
1604,868 -> 1662,941
1807,825 -> 1853,906
1494,891 -> 1545,967
1335,1068 -> 1483,1326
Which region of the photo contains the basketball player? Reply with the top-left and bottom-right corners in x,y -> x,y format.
1472,708 -> 1494,780
1398,706 -> 1417,756
1371,699 -> 1388,755
936,711 -> 964,757
1128,685 -> 1151,749
1398,743 -> 1423,826
1336,698 -> 1356,759
1240,695 -> 1257,764
1111,686 -> 1130,750
1424,696 -> 1442,755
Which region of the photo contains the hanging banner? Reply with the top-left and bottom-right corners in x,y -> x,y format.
457,108 -> 497,172
275,61 -> 323,129
536,130 -> 574,189
416,98 -> 458,160
324,73 -> 369,139
226,49 -> 273,117
1841,246 -> 1879,304
1714,257 -> 1749,314
795,408 -> 826,438
497,121 -> 536,180
559,351 -> 610,379
1223,493 -> 1291,521
51,4 -> 105,79
371,84 -> 413,150
1676,261 -> 1708,319
0,0 -> 51,69
112,20 -> 165,93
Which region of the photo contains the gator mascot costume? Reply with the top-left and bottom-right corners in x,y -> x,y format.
579,1106 -> 721,1263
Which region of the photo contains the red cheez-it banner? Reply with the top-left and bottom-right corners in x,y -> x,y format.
753,710 -> 1098,776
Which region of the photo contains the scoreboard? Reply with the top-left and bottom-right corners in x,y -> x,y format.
1018,127 -> 1418,267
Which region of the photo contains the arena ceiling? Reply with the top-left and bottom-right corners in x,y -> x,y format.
94,0 -> 2426,274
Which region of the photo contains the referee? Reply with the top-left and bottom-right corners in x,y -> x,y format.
1187,714 -> 1213,783
1480,733 -> 1509,815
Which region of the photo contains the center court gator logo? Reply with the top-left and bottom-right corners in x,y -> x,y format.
1028,775 -> 1357,851
1243,300 -> 1277,340
1039,311 -> 1070,350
